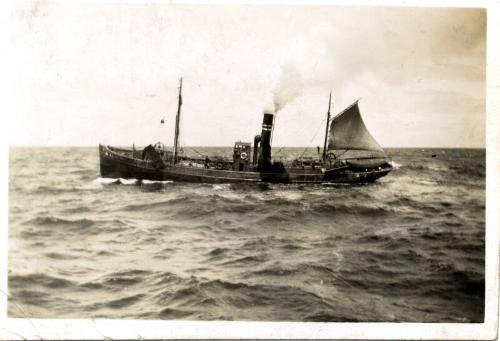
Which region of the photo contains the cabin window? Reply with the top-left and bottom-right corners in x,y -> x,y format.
239,164 -> 244,171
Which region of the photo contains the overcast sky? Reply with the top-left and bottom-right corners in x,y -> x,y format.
8,2 -> 486,147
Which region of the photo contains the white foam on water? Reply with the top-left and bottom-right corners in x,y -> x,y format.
141,179 -> 173,184
390,161 -> 403,169
118,178 -> 138,185
275,191 -> 303,201
418,179 -> 438,186
93,177 -> 119,184
92,177 -> 174,186
427,164 -> 448,172
212,184 -> 230,190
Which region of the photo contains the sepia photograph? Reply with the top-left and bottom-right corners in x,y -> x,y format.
1,0 -> 499,339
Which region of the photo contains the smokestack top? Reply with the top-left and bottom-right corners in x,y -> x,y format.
262,112 -> 274,131
258,112 -> 274,171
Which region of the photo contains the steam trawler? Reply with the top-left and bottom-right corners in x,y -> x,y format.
99,78 -> 392,184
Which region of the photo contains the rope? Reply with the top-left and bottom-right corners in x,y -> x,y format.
274,114 -> 327,158
298,117 -> 327,159
188,147 -> 206,157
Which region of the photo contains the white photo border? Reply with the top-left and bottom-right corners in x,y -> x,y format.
0,0 -> 498,339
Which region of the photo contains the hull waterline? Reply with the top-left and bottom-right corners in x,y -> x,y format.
99,145 -> 392,184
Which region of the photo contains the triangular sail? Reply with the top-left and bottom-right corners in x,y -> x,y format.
327,101 -> 386,158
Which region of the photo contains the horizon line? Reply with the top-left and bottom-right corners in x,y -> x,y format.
7,145 -> 487,149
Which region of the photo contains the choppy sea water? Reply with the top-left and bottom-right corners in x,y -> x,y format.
8,147 -> 485,322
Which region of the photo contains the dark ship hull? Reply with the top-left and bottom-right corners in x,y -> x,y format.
99,144 -> 392,184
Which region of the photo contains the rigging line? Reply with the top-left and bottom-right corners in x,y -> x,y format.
188,147 -> 207,157
299,116 -> 327,159
274,145 -> 286,157
274,112 -> 326,157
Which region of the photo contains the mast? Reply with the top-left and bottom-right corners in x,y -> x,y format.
173,77 -> 183,164
322,91 -> 332,162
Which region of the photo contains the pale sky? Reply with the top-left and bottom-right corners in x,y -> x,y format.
8,2 -> 486,147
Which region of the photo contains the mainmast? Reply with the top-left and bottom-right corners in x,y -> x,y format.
322,91 -> 332,162
173,77 -> 183,164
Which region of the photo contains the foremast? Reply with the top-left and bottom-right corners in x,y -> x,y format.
173,77 -> 183,164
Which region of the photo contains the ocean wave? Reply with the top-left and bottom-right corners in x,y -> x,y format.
394,159 -> 484,181
96,250 -> 115,256
122,197 -> 193,212
44,252 -> 79,260
388,196 -> 451,214
262,197 -> 297,207
158,307 -> 194,319
62,206 -> 92,214
207,247 -> 230,257
70,169 -> 94,175
249,263 -> 339,278
221,203 -> 256,214
250,267 -> 297,277
22,183 -> 100,195
229,182 -> 270,192
151,271 -> 184,286
357,235 -> 414,253
29,241 -> 46,247
221,255 -> 268,266
175,205 -> 217,219
23,216 -> 130,236
450,164 -> 485,177
198,278 -> 254,292
87,270 -> 154,290
104,294 -> 146,309
281,243 -> 309,250
426,265 -> 485,297
33,185 -> 74,195
257,211 -> 295,224
401,163 -> 445,172
310,202 -> 393,217
70,169 -> 98,181
453,272 -> 485,297
186,279 -> 340,320
121,192 -> 244,213
9,273 -> 76,290
26,216 -> 95,228
304,311 -> 361,322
